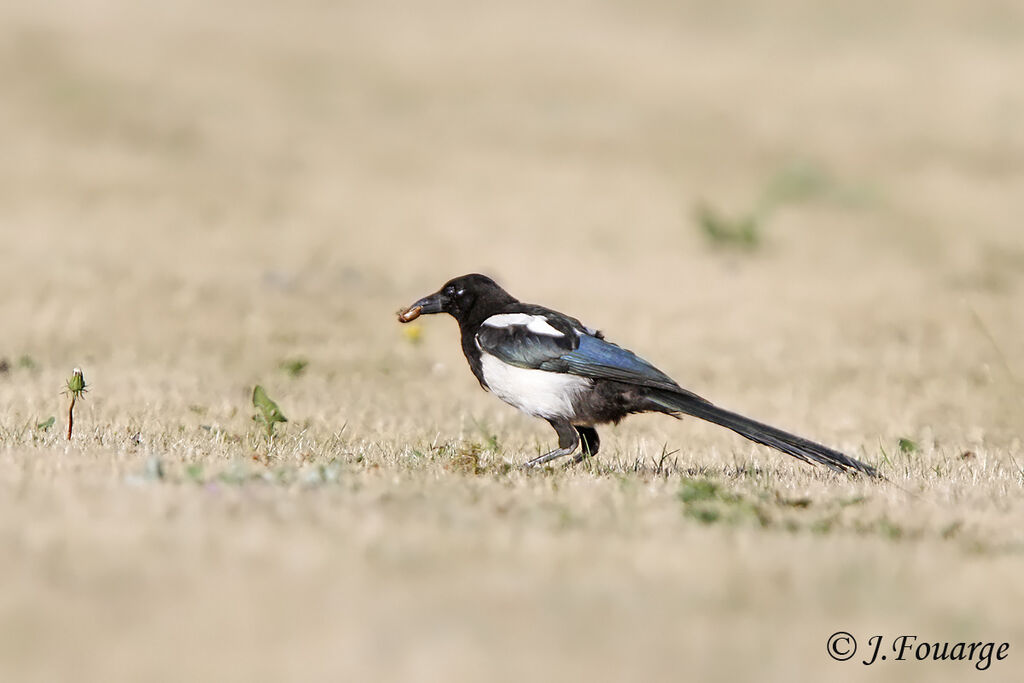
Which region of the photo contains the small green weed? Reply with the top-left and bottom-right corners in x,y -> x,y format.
694,160 -> 869,251
279,358 -> 309,378
470,417 -> 501,452
695,203 -> 762,250
252,385 -> 287,439
898,438 -> 919,455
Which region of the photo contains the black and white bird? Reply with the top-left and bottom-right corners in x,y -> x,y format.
398,274 -> 878,476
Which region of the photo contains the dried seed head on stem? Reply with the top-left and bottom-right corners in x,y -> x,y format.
65,368 -> 87,440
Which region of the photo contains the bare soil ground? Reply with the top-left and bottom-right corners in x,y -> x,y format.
1,1 -> 1022,680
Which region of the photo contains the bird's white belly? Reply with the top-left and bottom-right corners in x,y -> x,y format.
479,353 -> 591,419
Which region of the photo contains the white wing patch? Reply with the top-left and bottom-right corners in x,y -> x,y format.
482,313 -> 564,337
479,352 -> 590,419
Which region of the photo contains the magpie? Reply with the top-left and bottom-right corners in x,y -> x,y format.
398,274 -> 878,476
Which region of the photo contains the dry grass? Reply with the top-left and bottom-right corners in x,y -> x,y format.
1,1 -> 1023,681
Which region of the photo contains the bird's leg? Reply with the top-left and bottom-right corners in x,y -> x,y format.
523,419 -> 580,468
567,426 -> 600,466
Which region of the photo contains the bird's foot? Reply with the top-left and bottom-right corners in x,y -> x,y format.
522,446 -> 577,469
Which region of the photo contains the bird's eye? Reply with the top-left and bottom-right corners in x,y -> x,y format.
444,286 -> 456,297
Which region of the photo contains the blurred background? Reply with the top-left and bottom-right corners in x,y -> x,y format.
4,1 -> 1022,436
1,1 -> 1022,680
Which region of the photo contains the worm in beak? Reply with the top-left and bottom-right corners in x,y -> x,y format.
397,305 -> 423,323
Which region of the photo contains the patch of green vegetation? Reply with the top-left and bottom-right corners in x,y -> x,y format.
470,417 -> 501,452
875,517 -> 904,540
678,478 -> 723,504
185,463 -> 205,483
898,438 -> 919,455
676,478 -> 916,540
677,478 -> 767,526
252,385 -> 287,439
694,160 -> 873,252
676,476 -> 952,543
774,494 -> 812,508
36,416 -> 55,431
279,357 -> 309,378
851,516 -> 922,542
694,203 -> 762,250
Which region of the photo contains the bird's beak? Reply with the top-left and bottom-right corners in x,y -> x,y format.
397,291 -> 446,323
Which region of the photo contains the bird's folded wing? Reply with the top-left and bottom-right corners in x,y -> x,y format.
475,315 -> 578,369
476,315 -> 686,394
554,334 -> 686,393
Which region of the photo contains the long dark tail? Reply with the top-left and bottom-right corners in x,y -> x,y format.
647,389 -> 879,477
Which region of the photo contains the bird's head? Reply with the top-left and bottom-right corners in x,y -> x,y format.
398,274 -> 515,326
